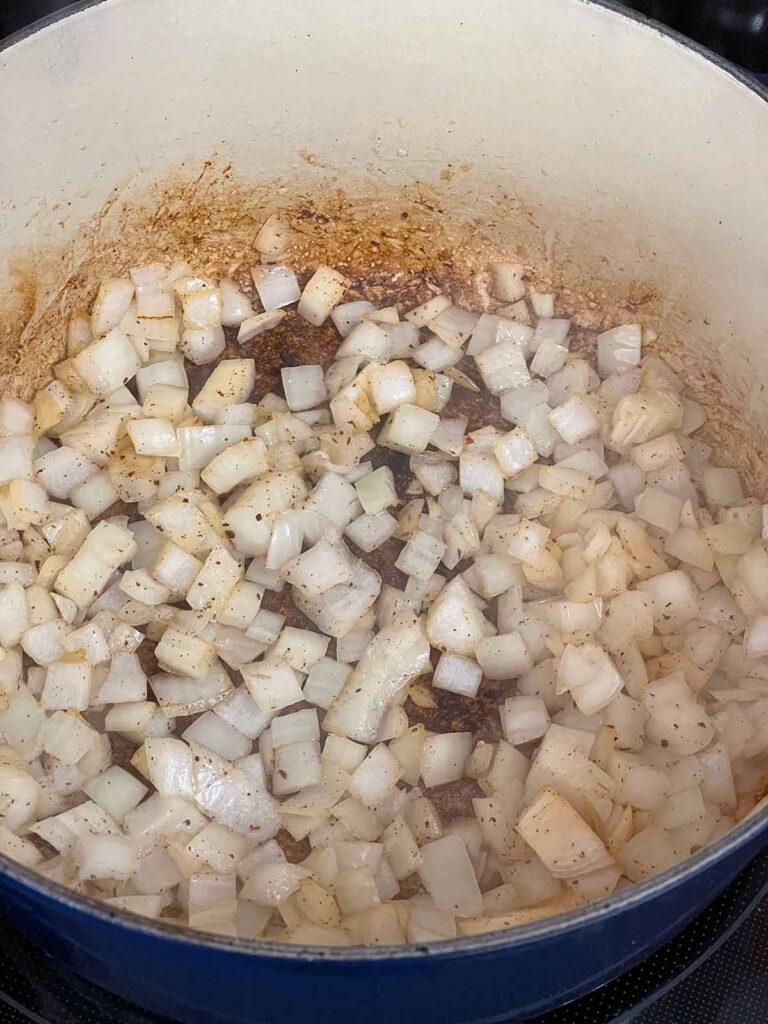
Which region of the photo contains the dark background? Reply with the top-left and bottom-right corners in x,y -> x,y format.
0,1 -> 767,73
628,0 -> 768,73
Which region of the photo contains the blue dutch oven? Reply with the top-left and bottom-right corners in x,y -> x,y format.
1,0 -> 767,1021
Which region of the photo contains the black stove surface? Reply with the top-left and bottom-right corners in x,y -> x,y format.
0,2 -> 766,1023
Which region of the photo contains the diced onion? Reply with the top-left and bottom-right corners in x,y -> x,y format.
0,231 -> 760,950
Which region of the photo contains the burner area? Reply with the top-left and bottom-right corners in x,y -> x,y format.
626,1 -> 768,74
0,849 -> 767,1024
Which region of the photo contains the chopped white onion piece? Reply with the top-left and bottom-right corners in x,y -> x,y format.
491,264 -> 526,303
219,279 -> 254,326
476,633 -> 533,681
413,336 -> 462,372
643,671 -> 714,755
298,266 -> 349,326
421,732 -> 473,787
345,511 -> 397,553
283,536 -> 354,597
303,659 -> 352,711
404,295 -> 451,328
91,279 -> 135,338
349,744 -> 402,808
255,214 -> 292,257
281,365 -> 328,412
475,342 -> 530,396
337,321 -> 390,363
331,301 -> 376,337
378,404 -> 439,455
242,659 -> 304,713
502,696 -> 550,746
237,310 -> 287,343
517,786 -> 613,878
432,653 -> 483,698
252,265 -> 301,311
557,643 -> 624,715
419,835 -> 483,918
396,530 -> 446,582
324,619 -> 430,742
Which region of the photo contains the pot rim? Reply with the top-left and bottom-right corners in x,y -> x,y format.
0,0 -> 767,964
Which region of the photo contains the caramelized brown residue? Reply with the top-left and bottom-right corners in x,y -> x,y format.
3,163 -> 768,823
3,162 -> 765,490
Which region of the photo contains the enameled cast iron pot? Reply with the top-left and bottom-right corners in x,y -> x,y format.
1,1 -> 767,1021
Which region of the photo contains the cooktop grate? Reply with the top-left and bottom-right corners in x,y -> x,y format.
0,846 -> 766,1024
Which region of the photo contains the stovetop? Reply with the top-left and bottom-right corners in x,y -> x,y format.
0,2 -> 766,1023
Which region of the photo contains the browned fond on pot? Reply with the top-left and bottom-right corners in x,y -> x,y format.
1,169 -> 533,836
211,203 -> 519,828
4,164 -> 766,490
4,165 -> 768,838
